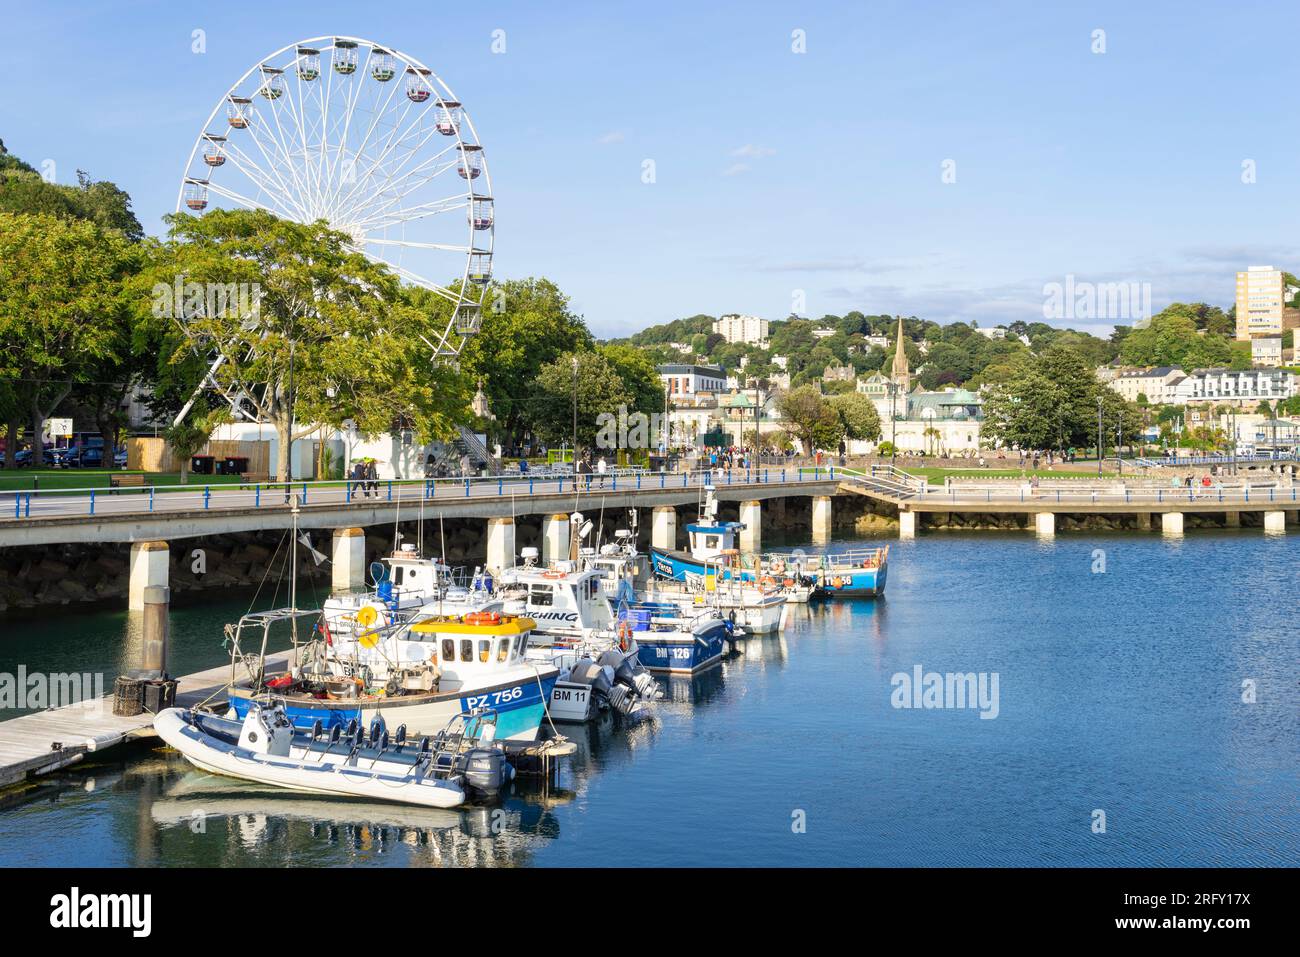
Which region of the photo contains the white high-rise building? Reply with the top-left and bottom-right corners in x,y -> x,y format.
1235,266 -> 1285,340
712,313 -> 769,346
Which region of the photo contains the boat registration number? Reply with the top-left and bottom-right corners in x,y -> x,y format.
463,685 -> 525,709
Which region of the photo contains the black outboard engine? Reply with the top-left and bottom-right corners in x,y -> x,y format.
458,748 -> 514,798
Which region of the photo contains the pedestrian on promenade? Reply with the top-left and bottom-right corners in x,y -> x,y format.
597,454 -> 607,488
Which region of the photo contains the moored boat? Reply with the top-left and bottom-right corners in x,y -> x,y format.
225,608 -> 560,742
154,703 -> 515,808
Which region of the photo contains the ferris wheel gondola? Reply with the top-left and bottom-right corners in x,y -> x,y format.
175,34 -> 494,392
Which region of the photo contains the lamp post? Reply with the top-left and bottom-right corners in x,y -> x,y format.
1115,413 -> 1123,476
1096,396 -> 1104,477
571,355 -> 579,468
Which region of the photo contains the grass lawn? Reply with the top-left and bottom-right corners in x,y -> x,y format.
0,469 -> 250,493
905,466 -> 1111,485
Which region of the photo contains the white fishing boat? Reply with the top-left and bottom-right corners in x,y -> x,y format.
225,608 -> 560,742
322,543 -> 499,639
495,553 -> 617,639
648,567 -> 789,635
154,703 -> 514,808
496,551 -> 658,721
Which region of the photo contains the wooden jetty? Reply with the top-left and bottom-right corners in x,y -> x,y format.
0,658 -> 285,789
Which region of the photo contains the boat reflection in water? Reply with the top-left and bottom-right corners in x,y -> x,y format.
148,760 -> 568,867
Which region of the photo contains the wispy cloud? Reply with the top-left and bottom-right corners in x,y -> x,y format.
731,144 -> 776,159
596,130 -> 625,145
722,163 -> 750,177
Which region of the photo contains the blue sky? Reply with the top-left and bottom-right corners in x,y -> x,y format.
2,0 -> 1297,337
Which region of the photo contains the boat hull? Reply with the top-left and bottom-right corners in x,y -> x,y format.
635,621 -> 728,674
154,709 -> 467,809
227,670 -> 558,742
817,562 -> 887,597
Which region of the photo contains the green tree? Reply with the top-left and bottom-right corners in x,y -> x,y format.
828,391 -> 882,442
145,209 -> 468,480
530,350 -> 633,453
0,212 -> 137,466
775,385 -> 842,454
459,278 -> 591,450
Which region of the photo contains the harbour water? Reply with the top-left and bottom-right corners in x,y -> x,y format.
1,532 -> 1295,867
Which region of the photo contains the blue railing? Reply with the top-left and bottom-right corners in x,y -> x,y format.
0,466 -> 844,521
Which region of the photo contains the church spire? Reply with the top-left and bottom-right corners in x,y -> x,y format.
890,316 -> 910,391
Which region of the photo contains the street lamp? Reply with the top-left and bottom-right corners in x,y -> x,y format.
1096,396 -> 1104,477
571,355 -> 579,468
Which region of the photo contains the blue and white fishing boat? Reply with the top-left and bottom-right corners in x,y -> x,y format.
224,608 -> 560,742
649,487 -> 889,599
620,602 -> 731,674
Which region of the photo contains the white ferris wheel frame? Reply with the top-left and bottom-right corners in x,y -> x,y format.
174,35 -> 493,407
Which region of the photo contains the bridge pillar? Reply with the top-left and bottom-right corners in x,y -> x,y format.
652,506 -> 677,550
542,513 -> 570,566
812,496 -> 832,543
1034,511 -> 1055,538
1133,512 -> 1152,531
1263,510 -> 1286,534
486,517 -> 516,574
332,527 -> 366,593
1223,511 -> 1240,528
128,541 -> 169,612
739,500 -> 761,554
898,509 -> 916,540
1161,512 -> 1184,537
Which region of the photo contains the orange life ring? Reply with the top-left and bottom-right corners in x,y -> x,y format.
783,578 -> 795,587
832,577 -> 844,589
465,611 -> 502,625
761,576 -> 776,588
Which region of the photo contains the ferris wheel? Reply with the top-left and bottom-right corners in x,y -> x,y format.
176,36 -> 493,363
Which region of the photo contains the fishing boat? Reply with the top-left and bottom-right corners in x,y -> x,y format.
497,550 -> 658,721
785,546 -> 889,597
224,608 -> 560,742
322,543 -> 499,638
649,568 -> 788,635
154,702 -> 514,808
524,639 -> 659,722
495,554 -> 617,639
621,601 -> 731,674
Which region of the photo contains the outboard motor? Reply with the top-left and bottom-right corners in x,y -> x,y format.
569,659 -> 615,699
633,671 -> 659,699
459,748 -> 515,797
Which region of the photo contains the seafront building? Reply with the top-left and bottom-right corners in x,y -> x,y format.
657,363 -> 727,398
1106,365 -> 1297,407
711,313 -> 769,346
1235,266 -> 1285,340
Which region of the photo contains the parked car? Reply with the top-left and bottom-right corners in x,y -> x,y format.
78,446 -> 105,468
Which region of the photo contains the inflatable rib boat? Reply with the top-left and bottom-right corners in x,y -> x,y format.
154,704 -> 514,808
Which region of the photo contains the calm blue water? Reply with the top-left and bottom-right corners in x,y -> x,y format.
1,532 -> 1296,867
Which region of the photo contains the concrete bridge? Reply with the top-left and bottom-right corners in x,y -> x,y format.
3,463 -> 1295,609
841,465 -> 1300,539
0,468 -> 843,607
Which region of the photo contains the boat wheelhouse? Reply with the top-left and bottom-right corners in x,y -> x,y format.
225,609 -> 558,742
496,559 -> 616,639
